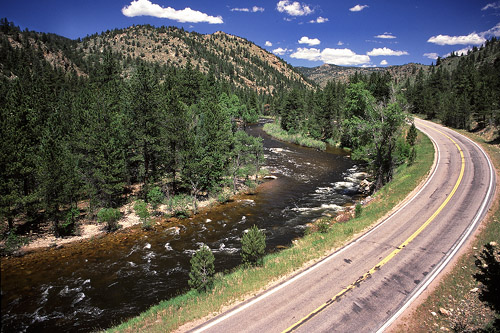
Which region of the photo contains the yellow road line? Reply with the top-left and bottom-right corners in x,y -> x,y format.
282,125 -> 465,333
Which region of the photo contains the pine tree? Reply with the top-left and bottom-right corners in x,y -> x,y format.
188,244 -> 215,292
241,225 -> 266,266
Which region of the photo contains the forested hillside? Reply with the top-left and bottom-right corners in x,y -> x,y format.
0,20 -> 268,238
79,25 -> 312,94
298,63 -> 428,87
404,38 -> 500,130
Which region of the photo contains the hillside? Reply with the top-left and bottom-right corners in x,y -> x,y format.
0,21 -> 312,94
297,63 -> 429,87
79,25 -> 312,93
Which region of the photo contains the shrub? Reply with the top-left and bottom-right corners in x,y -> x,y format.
241,225 -> 266,266
58,207 -> 79,236
474,242 -> 500,314
317,219 -> 330,233
188,244 -> 215,292
147,186 -> 164,212
1,228 -> 29,255
166,194 -> 191,217
245,179 -> 258,194
97,207 -> 121,231
134,200 -> 151,230
217,191 -> 231,204
355,203 -> 363,218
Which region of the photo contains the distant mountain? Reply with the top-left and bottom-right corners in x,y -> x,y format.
297,63 -> 430,87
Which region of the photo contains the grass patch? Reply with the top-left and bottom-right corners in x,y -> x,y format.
392,130 -> 500,332
109,131 -> 434,332
263,122 -> 327,150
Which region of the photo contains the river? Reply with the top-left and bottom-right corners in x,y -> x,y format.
1,121 -> 366,332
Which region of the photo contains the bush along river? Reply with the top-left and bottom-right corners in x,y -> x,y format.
0,120 -> 369,332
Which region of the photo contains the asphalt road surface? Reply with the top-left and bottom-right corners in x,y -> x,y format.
191,119 -> 496,333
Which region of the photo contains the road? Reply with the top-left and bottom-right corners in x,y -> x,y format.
190,119 -> 496,333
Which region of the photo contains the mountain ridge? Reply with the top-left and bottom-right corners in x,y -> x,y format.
297,62 -> 430,87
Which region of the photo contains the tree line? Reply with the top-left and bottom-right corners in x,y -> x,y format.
404,37 -> 500,130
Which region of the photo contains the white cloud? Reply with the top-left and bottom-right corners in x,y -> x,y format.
277,0 -> 313,16
482,2 -> 500,10
375,33 -> 396,39
291,47 -> 371,66
380,60 -> 388,65
291,47 -> 321,61
122,0 -> 223,24
427,32 -> 486,45
367,47 -> 409,56
265,41 -> 273,47
231,7 -> 250,12
298,36 -> 321,46
349,4 -> 369,12
337,41 -> 344,46
231,6 -> 264,12
309,16 -> 329,23
483,23 -> 500,38
444,46 -> 473,57
273,47 -> 290,55
423,52 -> 439,60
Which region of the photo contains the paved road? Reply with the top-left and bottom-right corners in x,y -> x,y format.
191,119 -> 496,333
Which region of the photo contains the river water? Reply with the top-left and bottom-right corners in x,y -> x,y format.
1,121 -> 366,332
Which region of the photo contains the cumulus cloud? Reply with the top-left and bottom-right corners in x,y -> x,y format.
349,4 -> 369,12
277,0 -> 313,16
444,46 -> 473,57
298,36 -> 321,46
380,60 -> 388,65
423,52 -> 439,60
337,41 -> 344,46
291,47 -> 371,66
122,0 -> 223,24
232,6 -> 264,12
482,2 -> 500,10
367,47 -> 409,56
427,32 -> 486,45
375,33 -> 396,39
309,16 -> 329,23
273,47 -> 290,55
265,41 -> 273,47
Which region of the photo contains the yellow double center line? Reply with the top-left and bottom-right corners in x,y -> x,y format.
282,125 -> 465,332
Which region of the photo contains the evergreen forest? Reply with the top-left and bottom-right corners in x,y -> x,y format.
1,18 -> 499,246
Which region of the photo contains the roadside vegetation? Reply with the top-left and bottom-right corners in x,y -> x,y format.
108,129 -> 433,332
391,130 -> 500,332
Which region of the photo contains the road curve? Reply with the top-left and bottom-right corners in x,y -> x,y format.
190,119 -> 496,333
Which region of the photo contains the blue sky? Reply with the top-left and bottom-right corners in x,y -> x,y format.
2,0 -> 500,67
